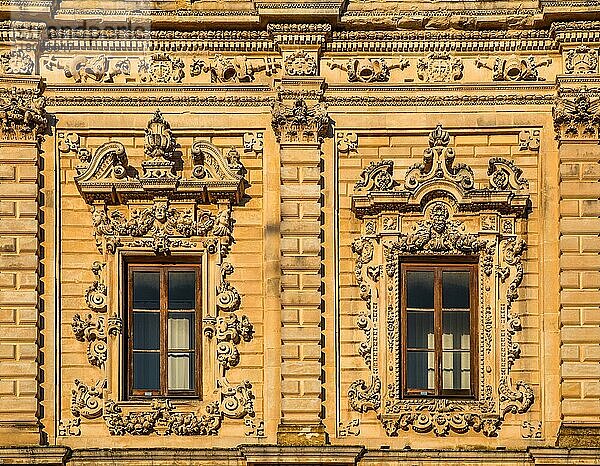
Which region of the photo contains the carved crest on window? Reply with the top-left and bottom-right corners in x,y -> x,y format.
349,125 -> 533,437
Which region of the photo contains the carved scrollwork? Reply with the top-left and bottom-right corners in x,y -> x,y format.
349,124 -> 533,436
71,379 -> 105,419
565,45 -> 599,74
44,54 -> 130,83
85,261 -> 107,312
337,132 -> 358,153
348,376 -> 381,413
518,129 -> 540,151
243,132 -> 264,154
283,50 -> 317,76
72,313 -> 122,367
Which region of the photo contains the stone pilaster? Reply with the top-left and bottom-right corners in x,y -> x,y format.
272,87 -> 329,445
0,76 -> 47,444
553,85 -> 600,446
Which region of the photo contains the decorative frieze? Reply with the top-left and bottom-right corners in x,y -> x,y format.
475,55 -> 552,81
44,55 -> 130,83
139,53 -> 184,83
271,98 -> 329,144
328,58 -> 409,83
349,125 -> 533,437
565,46 -> 599,74
191,54 -> 280,83
417,53 -> 463,83
0,49 -> 34,75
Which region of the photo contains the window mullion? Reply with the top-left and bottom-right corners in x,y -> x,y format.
160,268 -> 168,396
434,267 -> 442,397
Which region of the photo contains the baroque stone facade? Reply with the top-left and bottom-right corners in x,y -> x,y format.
0,1 -> 599,464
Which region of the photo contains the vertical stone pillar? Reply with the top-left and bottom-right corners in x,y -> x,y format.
272,91 -> 329,445
0,78 -> 47,444
554,88 -> 600,446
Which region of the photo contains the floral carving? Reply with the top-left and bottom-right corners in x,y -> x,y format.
283,50 -> 317,76
518,129 -> 540,151
565,46 -> 598,74
139,53 -> 184,83
354,160 -> 394,192
337,132 -> 358,153
328,58 -> 409,83
271,99 -> 329,144
71,379 -> 105,419
417,53 -> 463,82
553,91 -> 600,140
104,379 -> 254,436
191,54 -> 280,82
44,54 -> 130,82
475,55 -> 551,81
0,49 -> 34,75
0,85 -> 47,141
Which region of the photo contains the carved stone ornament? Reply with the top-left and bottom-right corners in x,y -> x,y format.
283,50 -> 317,76
553,90 -> 600,140
71,109 -> 255,437
337,132 -> 358,153
518,129 -> 541,151
349,125 -> 533,437
139,53 -> 184,83
191,54 -> 280,83
44,54 -> 130,83
328,58 -> 409,83
0,48 -> 34,75
417,53 -> 463,83
0,84 -> 47,142
475,55 -> 551,81
565,46 -> 599,74
243,132 -> 264,154
271,98 -> 329,144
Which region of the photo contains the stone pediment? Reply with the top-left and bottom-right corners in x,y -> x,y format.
73,109 -> 245,205
352,125 -> 530,218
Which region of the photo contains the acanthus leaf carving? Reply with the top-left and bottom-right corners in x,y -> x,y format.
72,312 -> 122,367
0,84 -> 47,142
271,98 -> 329,144
348,375 -> 381,413
553,90 -> 600,140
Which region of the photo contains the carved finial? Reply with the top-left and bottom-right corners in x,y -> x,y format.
428,124 -> 450,147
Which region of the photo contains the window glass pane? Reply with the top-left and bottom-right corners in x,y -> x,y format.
406,311 -> 434,349
442,271 -> 470,309
133,352 -> 160,390
133,271 -> 160,310
442,351 -> 471,390
168,312 -> 194,350
133,312 -> 160,350
168,354 -> 194,390
406,351 -> 435,391
168,271 -> 196,310
442,311 -> 471,350
406,271 -> 434,309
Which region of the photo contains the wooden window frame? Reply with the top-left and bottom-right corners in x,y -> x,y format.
400,257 -> 478,399
126,261 -> 202,400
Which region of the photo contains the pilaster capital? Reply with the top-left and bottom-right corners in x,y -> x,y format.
271,98 -> 330,145
553,86 -> 600,142
0,77 -> 47,143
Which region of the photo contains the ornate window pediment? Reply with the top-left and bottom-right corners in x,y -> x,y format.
61,110 -> 255,437
348,125 -> 533,437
